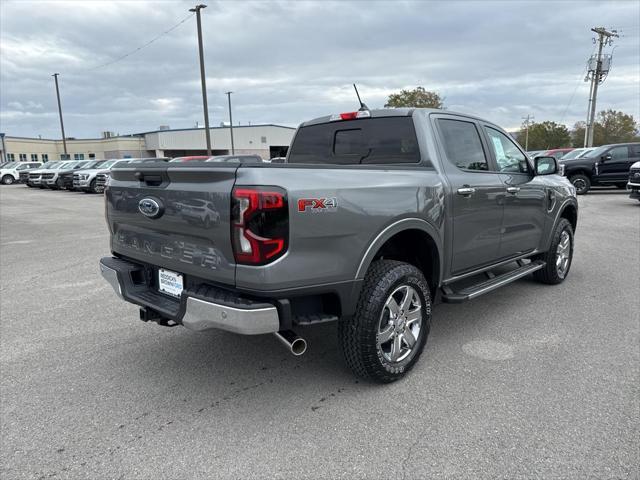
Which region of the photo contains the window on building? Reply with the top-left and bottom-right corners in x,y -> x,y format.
7,153 -> 15,161
261,136 -> 267,144
42,154 -> 49,162
88,153 -> 96,159
31,154 -> 38,161
74,153 -> 85,160
60,154 -> 70,160
19,154 -> 27,161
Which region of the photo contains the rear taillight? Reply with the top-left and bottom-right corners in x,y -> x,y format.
232,186 -> 288,265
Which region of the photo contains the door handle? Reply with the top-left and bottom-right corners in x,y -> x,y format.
506,186 -> 520,194
457,187 -> 476,196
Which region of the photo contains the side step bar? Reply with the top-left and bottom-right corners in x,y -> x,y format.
442,260 -> 545,304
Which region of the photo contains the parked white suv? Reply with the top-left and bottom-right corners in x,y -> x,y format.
0,162 -> 42,185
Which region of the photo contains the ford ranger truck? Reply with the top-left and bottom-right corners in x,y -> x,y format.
100,108 -> 578,382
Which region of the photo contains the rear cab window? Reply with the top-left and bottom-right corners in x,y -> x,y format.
288,117 -> 420,165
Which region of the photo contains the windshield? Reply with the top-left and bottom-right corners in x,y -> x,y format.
560,149 -> 586,160
576,148 -> 595,158
586,146 -> 609,158
61,161 -> 82,170
1,162 -> 19,169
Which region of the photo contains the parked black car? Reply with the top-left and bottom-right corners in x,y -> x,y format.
561,142 -> 640,194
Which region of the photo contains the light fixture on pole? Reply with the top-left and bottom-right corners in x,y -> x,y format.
189,4 -> 212,156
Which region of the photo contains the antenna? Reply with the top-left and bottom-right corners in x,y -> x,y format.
353,84 -> 370,111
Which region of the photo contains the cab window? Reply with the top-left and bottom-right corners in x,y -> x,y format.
484,127 -> 530,174
437,119 -> 488,171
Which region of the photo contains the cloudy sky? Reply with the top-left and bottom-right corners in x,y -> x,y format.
1,0 -> 638,139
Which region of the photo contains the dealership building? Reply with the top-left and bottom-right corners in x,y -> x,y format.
0,124 -> 295,163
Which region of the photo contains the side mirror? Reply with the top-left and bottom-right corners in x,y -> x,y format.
601,154 -> 612,162
535,156 -> 558,176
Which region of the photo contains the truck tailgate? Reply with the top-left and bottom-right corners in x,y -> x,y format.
106,164 -> 238,286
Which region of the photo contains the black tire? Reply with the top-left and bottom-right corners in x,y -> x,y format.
569,174 -> 591,195
1,175 -> 14,185
86,179 -> 97,193
338,260 -> 431,383
533,218 -> 574,285
56,178 -> 65,189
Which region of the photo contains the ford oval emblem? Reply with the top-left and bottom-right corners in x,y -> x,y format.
138,197 -> 163,218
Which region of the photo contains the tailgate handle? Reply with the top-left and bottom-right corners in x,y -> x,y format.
135,172 -> 163,185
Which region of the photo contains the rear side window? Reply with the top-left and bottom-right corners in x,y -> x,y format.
437,119 -> 488,171
288,117 -> 420,165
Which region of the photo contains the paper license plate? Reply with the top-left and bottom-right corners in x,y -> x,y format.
158,268 -> 183,297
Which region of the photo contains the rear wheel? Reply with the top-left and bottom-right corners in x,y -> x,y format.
1,175 -> 14,185
533,218 -> 574,285
569,174 -> 591,195
338,260 -> 431,383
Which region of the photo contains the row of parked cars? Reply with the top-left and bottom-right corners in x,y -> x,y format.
1,145 -> 638,199
528,142 -> 640,196
0,154 -> 271,193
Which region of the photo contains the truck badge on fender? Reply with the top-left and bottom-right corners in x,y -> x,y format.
297,197 -> 338,213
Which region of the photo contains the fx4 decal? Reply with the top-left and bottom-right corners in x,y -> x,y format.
298,197 -> 338,213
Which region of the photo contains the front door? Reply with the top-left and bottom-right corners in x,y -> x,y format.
482,126 -> 547,259
597,145 -> 633,183
434,116 -> 505,274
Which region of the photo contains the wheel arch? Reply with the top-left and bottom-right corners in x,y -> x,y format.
355,219 -> 442,296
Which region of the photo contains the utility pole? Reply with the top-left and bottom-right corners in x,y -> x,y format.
584,27 -> 618,148
190,4 -> 212,156
226,91 -> 235,154
52,73 -> 68,157
521,114 -> 534,151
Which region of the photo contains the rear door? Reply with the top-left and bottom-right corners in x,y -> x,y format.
433,115 -> 505,273
481,125 -> 546,258
106,163 -> 238,286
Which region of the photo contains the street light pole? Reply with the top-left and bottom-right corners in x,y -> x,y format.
52,73 -> 68,157
189,4 -> 212,156
226,91 -> 235,154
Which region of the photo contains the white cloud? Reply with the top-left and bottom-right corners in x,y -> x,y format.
0,0 -> 638,137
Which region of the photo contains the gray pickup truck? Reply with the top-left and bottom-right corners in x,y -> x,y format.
100,108 -> 578,382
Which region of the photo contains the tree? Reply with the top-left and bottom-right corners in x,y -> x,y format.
385,87 -> 444,109
572,110 -> 639,147
517,121 -> 571,150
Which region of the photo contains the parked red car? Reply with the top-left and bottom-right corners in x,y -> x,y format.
542,148 -> 574,160
168,156 -> 212,162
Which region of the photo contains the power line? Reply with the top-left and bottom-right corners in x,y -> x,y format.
87,12 -> 194,71
558,44 -> 597,127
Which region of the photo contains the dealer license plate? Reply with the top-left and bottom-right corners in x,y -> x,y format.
158,268 -> 183,297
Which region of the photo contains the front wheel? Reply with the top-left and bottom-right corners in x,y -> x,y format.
1,175 -> 14,185
338,260 -> 431,383
85,179 -> 97,193
569,174 -> 591,195
533,218 -> 574,285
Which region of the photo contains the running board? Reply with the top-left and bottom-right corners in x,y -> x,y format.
441,260 -> 545,303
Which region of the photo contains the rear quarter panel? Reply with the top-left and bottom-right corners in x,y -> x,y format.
234,165 -> 446,291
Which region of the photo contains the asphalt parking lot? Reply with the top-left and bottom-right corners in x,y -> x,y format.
1,185 -> 638,479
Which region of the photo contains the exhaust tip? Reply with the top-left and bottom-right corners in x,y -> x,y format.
290,338 -> 307,356
275,330 -> 307,356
